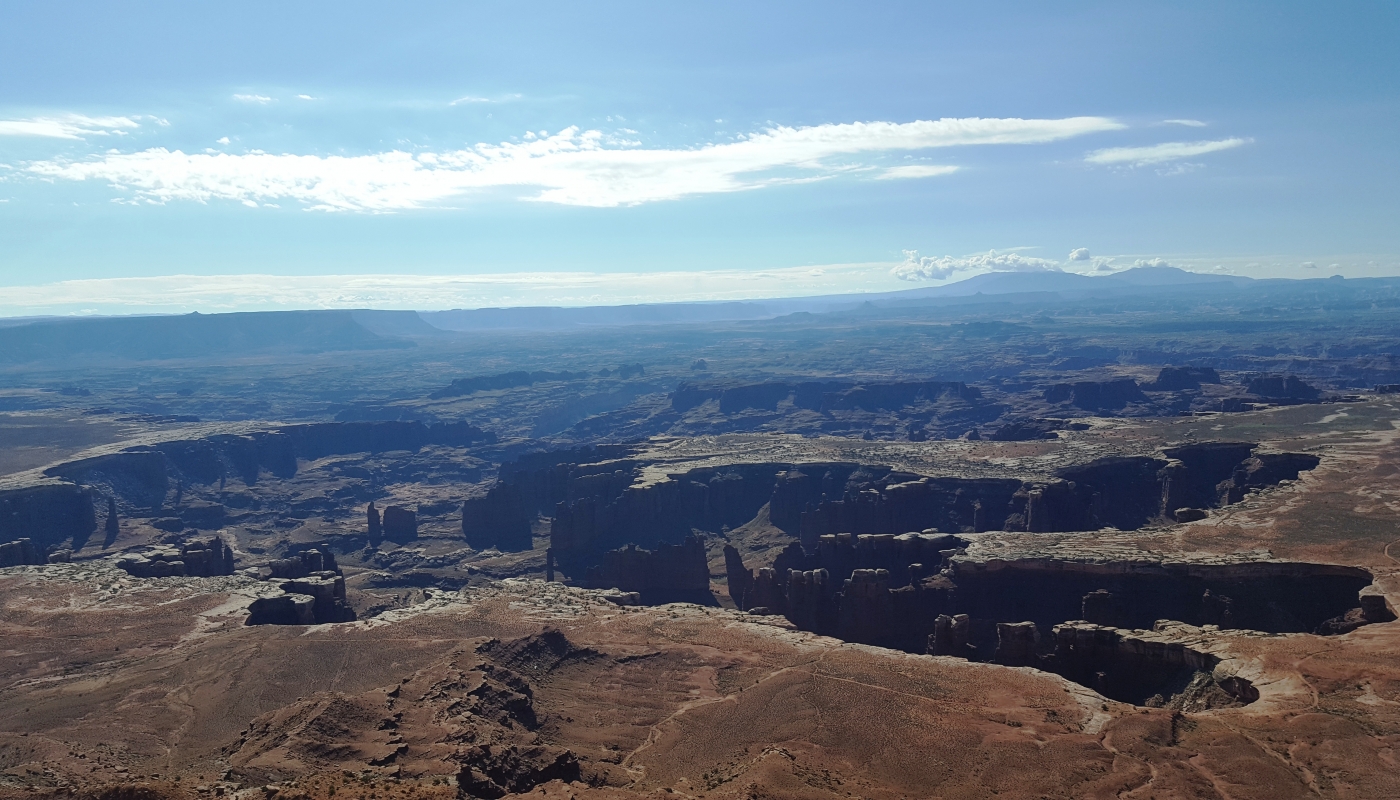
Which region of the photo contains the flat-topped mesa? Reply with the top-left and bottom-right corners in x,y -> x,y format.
1043,378 -> 1147,410
1247,374 -> 1320,401
116,535 -> 236,578
1144,366 -> 1221,391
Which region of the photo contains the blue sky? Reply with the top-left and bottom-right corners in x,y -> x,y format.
1,1 -> 1397,314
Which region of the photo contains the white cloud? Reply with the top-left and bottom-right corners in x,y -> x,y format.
1068,247 -> 1090,261
892,249 -> 1061,281
873,164 -> 959,180
1132,258 -> 1172,268
23,116 -> 1123,211
216,136 -> 230,145
1302,261 -> 1318,269
1086,137 -> 1250,167
232,94 -> 274,104
0,113 -> 140,139
449,93 -> 521,106
1161,119 -> 1207,127
296,94 -> 316,101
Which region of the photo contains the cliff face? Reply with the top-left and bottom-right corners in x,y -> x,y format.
728,541 -> 1372,655
458,440 -> 1320,602
800,442 -> 1317,538
1043,379 -> 1147,410
580,535 -> 711,603
0,421 -> 494,553
0,484 -> 96,552
247,546 -> 355,625
160,421 -> 494,486
116,535 -> 236,578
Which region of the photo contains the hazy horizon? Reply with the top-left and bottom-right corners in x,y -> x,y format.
2,1 -> 1398,315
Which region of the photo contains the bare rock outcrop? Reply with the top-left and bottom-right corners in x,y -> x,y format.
0,483 -> 97,552
581,535 -> 711,603
1051,620 -> 1259,708
927,613 -> 973,657
366,501 -> 382,547
116,536 -> 236,578
0,537 -> 44,567
463,483 -> 533,552
247,547 -> 354,625
1247,374 -> 1320,400
381,505 -> 417,543
993,621 -> 1040,666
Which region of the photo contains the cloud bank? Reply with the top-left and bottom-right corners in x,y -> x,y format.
1085,137 -> 1250,167
891,249 -> 1061,281
0,114 -> 141,139
23,115 -> 1123,210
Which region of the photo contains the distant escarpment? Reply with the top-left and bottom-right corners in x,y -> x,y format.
430,370 -> 594,399
672,379 -> 981,414
1042,378 -> 1147,410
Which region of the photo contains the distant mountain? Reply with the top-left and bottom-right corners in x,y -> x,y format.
0,310 -> 413,364
885,266 -> 1252,299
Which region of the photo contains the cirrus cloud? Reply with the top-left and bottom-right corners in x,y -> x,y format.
874,164 -> 959,180
0,113 -> 141,139
23,115 -> 1123,211
1085,137 -> 1250,167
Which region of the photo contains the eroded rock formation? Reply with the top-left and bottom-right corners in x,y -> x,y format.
381,505 -> 417,543
116,536 -> 236,578
1247,374 -> 1320,400
672,380 -> 981,414
1043,379 -> 1146,410
0,537 -> 43,567
248,547 -> 355,625
0,484 -> 97,552
1145,366 -> 1221,391
581,535 -> 711,603
724,541 -> 1374,700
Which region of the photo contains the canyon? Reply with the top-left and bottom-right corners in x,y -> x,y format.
5,279 -> 1400,798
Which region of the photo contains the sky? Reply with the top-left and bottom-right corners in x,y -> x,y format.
1,1 -> 1397,315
